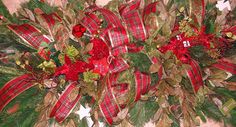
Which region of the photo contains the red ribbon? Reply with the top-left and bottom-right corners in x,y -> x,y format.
81,13 -> 101,34
0,74 -> 36,111
134,70 -> 151,101
99,79 -> 120,125
50,82 -> 81,123
119,0 -> 147,41
187,60 -> 204,92
8,24 -> 51,49
213,59 -> 236,75
41,13 -> 62,28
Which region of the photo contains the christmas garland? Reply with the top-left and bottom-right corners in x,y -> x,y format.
0,0 -> 236,127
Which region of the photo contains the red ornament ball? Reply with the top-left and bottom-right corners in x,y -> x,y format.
72,24 -> 86,38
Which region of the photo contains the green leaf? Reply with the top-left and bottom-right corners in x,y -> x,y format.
228,109 -> 236,127
205,20 -> 215,34
129,101 -> 159,127
127,53 -> 152,73
150,73 -> 159,87
25,0 -> 57,14
198,99 -> 224,121
214,87 -> 236,100
78,117 -> 89,127
226,75 -> 236,82
195,107 -> 207,122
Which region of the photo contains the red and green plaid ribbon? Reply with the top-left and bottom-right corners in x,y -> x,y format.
50,82 -> 81,123
108,27 -> 129,48
109,58 -> 129,74
88,5 -> 122,27
112,45 -> 128,57
8,13 -> 62,60
187,60 -> 204,92
213,59 -> 236,75
142,2 -> 158,20
0,74 -> 36,111
119,0 -> 147,41
81,13 -> 101,34
99,85 -> 120,125
142,2 -> 159,36
134,70 -> 151,101
8,24 -> 51,49
41,13 -> 62,28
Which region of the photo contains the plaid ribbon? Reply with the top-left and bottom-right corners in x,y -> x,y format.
134,70 -> 151,101
99,83 -> 120,125
187,60 -> 204,92
119,0 -> 141,15
41,13 -> 62,28
109,58 -> 129,74
0,74 -> 36,111
120,0 -> 147,41
142,2 -> 158,20
108,27 -> 129,48
142,2 -> 159,36
8,24 -> 50,49
89,5 -> 122,27
50,82 -> 81,123
81,13 -> 101,34
112,45 -> 128,57
213,59 -> 236,75
108,74 -> 129,102
222,26 -> 236,35
100,26 -> 112,46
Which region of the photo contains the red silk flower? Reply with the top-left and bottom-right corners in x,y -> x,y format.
54,55 -> 94,81
72,24 -> 86,38
89,38 -> 109,61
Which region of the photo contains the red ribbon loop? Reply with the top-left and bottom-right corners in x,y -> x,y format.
119,0 -> 147,41
8,24 -> 50,49
187,60 -> 204,92
134,70 -> 151,101
213,59 -> 236,75
50,82 -> 81,123
81,13 -> 101,34
0,74 -> 36,111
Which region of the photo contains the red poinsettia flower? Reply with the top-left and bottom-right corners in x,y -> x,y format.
54,55 -> 94,81
92,57 -> 109,76
72,24 -> 86,38
89,38 -> 109,61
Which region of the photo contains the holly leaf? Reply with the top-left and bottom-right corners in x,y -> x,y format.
129,101 -> 159,127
